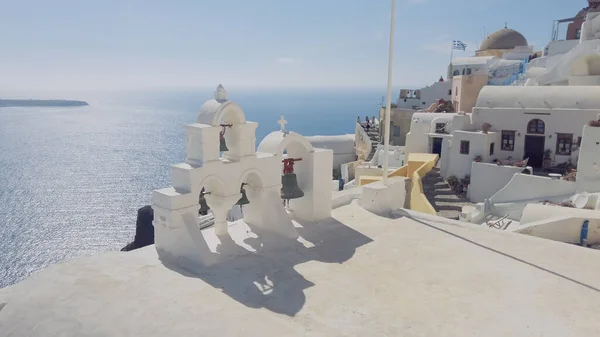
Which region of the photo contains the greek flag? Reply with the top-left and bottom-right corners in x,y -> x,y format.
453,40 -> 467,51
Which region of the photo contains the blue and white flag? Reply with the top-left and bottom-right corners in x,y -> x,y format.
453,40 -> 467,51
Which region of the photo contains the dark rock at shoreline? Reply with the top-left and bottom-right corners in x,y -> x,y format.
121,205 -> 154,252
0,99 -> 89,108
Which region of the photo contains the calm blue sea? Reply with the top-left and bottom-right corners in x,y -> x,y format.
0,88 -> 384,287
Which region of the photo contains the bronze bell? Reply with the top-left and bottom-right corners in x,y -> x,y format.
199,188 -> 210,215
236,185 -> 250,206
219,134 -> 228,152
281,173 -> 304,200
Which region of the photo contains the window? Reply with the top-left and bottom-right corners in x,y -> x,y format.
460,140 -> 470,155
393,125 -> 401,137
435,123 -> 446,134
422,102 -> 426,105
489,142 -> 495,156
577,136 -> 582,147
501,130 -> 515,151
448,89 -> 452,95
403,98 -> 407,102
527,119 -> 545,134
462,68 -> 466,75
576,28 -> 582,39
556,133 -> 573,155
453,70 -> 460,76
465,68 -> 472,75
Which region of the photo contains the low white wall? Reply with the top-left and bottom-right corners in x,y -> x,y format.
361,177 -> 408,215
469,162 -> 531,203
341,161 -> 362,184
332,154 -> 357,171
545,40 -> 579,57
372,145 -> 405,168
520,203 -> 600,224
576,125 -> 600,193
517,204 -> 600,245
490,174 -> 577,204
332,187 -> 363,209
516,216 -> 600,246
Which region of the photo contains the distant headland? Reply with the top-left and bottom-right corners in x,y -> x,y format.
0,99 -> 89,108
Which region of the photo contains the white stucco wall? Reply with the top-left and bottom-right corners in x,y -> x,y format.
451,56 -> 495,77
446,131 -> 497,179
517,204 -> 600,246
450,114 -> 474,132
260,132 -> 355,171
536,39 -> 600,85
396,81 -> 451,110
544,40 -> 579,57
396,97 -> 421,110
420,81 -> 451,107
469,162 -> 531,203
306,135 -> 355,170
472,87 -> 600,165
576,125 -> 600,192
405,113 -> 457,156
361,177 -> 408,215
489,174 -> 577,204
520,203 -> 600,224
370,145 -> 405,168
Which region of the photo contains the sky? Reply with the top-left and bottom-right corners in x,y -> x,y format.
0,0 -> 586,92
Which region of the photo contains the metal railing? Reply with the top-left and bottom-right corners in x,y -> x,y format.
488,57 -> 529,86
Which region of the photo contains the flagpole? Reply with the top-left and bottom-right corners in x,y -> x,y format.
450,41 -> 454,71
382,0 -> 395,186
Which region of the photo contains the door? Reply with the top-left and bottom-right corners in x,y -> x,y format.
431,137 -> 443,157
524,135 -> 545,167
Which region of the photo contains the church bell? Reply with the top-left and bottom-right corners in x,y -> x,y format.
281,173 -> 304,200
236,184 -> 250,206
219,133 -> 228,152
199,188 -> 210,215
219,125 -> 229,152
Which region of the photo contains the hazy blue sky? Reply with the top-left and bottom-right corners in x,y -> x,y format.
0,0 -> 585,91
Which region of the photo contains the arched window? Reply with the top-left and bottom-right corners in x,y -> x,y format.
527,119 -> 545,134
465,68 -> 472,75
453,70 -> 460,76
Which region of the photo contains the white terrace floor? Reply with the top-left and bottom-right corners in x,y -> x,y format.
2,202 -> 600,336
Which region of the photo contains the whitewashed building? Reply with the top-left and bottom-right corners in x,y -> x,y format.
405,2 -> 600,207
395,77 -> 451,110
523,3 -> 600,86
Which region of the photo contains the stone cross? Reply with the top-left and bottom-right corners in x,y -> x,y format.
215,84 -> 227,103
278,115 -> 287,132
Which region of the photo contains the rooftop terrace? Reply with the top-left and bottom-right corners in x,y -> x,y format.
1,202 -> 599,336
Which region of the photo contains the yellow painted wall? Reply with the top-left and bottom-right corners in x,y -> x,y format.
357,152 -> 438,216
409,157 -> 438,215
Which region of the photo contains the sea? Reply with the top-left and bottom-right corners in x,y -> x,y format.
0,87 -> 385,287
